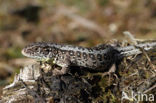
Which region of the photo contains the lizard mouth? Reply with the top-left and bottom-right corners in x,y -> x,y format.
21,48 -> 35,58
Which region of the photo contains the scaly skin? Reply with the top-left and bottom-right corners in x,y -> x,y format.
22,42 -> 156,75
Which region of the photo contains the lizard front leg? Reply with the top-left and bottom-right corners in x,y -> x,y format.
52,66 -> 69,76
52,58 -> 70,76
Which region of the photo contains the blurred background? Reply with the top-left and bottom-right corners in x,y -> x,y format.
0,0 -> 156,97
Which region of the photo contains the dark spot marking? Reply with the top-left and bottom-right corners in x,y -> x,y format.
33,47 -> 38,51
43,49 -> 49,55
97,54 -> 102,61
89,53 -> 95,60
62,50 -> 66,54
41,47 -> 50,55
103,53 -> 108,60
78,47 -> 82,49
95,47 -> 100,50
88,48 -> 93,52
83,52 -> 87,59
76,51 -> 81,57
93,61 -> 97,65
78,46 -> 85,50
119,50 -> 123,52
53,49 -> 58,54
69,50 -> 74,56
104,53 -> 111,61
85,63 -> 89,67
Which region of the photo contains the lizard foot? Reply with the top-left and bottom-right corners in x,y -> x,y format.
52,67 -> 69,76
102,64 -> 119,85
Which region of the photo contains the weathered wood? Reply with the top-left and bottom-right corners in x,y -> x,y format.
1,64 -> 93,103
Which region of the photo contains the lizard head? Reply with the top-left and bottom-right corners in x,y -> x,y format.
22,42 -> 57,61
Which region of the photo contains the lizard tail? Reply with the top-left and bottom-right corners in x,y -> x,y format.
116,41 -> 156,57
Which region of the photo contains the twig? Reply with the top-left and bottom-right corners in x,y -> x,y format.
123,31 -> 137,45
135,46 -> 156,71
143,84 -> 156,94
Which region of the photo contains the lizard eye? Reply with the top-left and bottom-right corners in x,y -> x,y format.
35,48 -> 38,51
43,48 -> 50,55
32,47 -> 39,51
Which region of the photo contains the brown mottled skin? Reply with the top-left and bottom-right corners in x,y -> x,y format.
22,42 -> 156,75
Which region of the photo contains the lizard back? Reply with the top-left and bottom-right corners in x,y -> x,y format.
22,42 -> 120,70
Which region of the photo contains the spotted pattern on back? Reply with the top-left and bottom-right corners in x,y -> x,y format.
76,51 -> 81,57
83,52 -> 87,59
22,42 -> 122,70
69,50 -> 74,56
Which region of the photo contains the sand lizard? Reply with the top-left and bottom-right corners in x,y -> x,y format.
22,41 -> 156,75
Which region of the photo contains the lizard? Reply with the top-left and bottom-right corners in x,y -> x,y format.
21,41 -> 156,75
